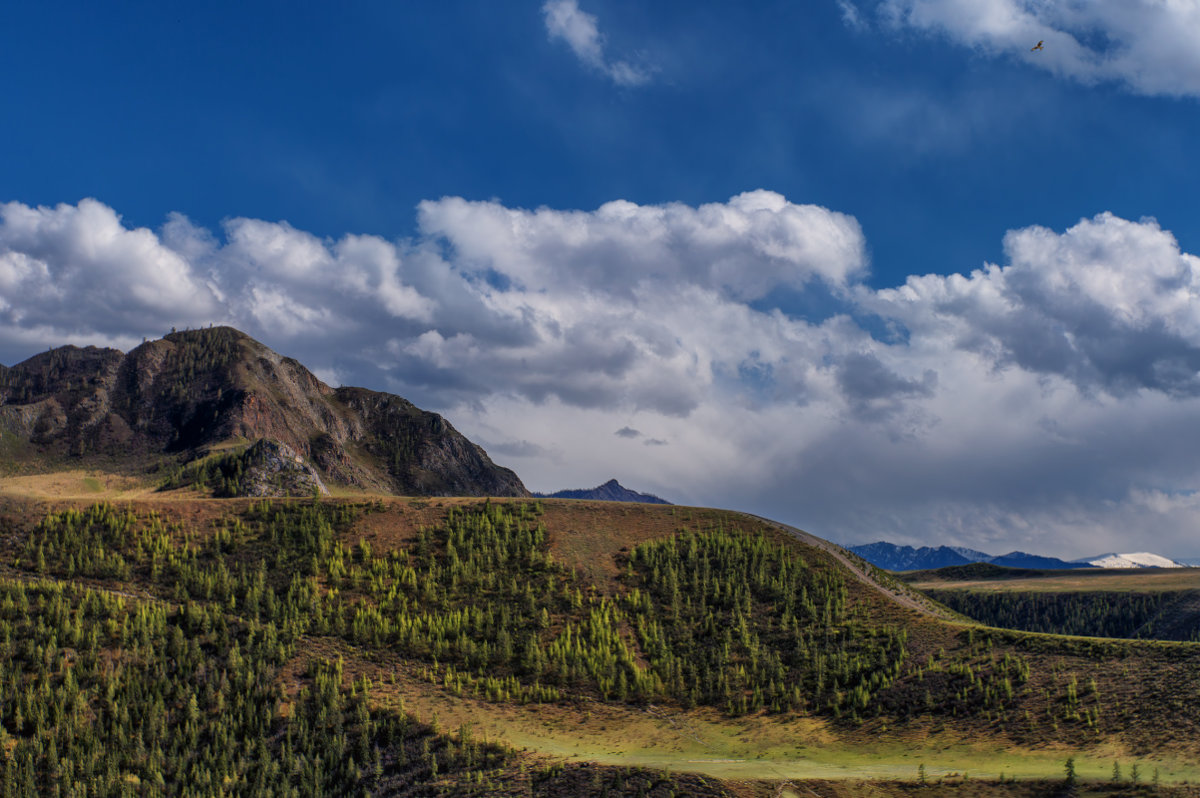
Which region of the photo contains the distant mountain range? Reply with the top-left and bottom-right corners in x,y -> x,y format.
846,543 -> 989,572
848,541 -> 1188,571
534,479 -> 670,504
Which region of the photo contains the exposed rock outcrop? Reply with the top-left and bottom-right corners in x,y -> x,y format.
238,439 -> 330,498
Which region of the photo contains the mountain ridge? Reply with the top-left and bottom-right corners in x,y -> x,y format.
846,542 -> 978,571
849,541 -> 1102,571
0,326 -> 527,498
533,478 -> 670,504
853,541 -> 1192,571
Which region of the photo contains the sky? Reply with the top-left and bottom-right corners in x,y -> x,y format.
4,0 -> 1200,559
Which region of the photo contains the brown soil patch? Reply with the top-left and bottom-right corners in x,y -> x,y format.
539,500 -> 739,589
343,497 -> 474,550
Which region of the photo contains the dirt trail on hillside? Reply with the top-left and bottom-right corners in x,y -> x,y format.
738,513 -> 960,623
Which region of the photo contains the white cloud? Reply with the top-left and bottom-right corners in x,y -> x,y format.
542,0 -> 651,86
0,199 -> 219,337
837,0 -> 865,30
878,0 -> 1200,97
865,212 -> 1200,396
10,196 -> 1200,558
416,190 -> 867,299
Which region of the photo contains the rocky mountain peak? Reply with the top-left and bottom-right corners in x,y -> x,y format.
0,327 -> 527,498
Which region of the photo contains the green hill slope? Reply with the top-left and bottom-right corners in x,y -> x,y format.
2,495 -> 1200,796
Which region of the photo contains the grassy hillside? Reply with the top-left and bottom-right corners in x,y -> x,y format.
2,487 -> 1200,795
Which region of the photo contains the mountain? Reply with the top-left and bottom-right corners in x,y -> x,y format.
1073,552 -> 1186,568
947,545 -> 994,561
0,326 -> 527,497
986,551 -> 1093,570
846,542 -> 980,571
851,540 -> 1179,572
534,478 -> 671,504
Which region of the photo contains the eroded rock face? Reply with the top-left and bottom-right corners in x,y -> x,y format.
238,439 -> 329,498
0,327 -> 528,497
333,387 -> 528,497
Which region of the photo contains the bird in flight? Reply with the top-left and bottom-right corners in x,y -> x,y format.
1031,40 -> 1044,51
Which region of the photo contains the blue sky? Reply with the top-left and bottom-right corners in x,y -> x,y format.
8,1 -> 1199,284
5,1 -> 1200,558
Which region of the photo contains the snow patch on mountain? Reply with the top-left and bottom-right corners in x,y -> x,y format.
1074,552 -> 1185,569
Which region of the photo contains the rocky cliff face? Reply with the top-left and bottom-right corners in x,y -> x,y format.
0,327 -> 528,498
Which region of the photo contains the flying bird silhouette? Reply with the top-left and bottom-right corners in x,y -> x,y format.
1031,40 -> 1044,51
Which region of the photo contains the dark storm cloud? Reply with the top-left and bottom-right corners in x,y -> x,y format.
835,352 -> 936,420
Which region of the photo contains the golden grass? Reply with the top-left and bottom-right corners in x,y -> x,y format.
0,469 -> 153,499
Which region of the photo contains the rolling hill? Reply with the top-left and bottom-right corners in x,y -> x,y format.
2,485 -> 1200,795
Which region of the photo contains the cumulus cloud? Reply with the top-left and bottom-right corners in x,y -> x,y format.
416,190 -> 868,299
0,199 -> 219,339
9,195 -> 1200,558
865,213 -> 1200,397
542,0 -> 651,86
877,0 -> 1200,97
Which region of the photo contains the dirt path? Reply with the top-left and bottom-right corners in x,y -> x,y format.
737,512 -> 961,623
